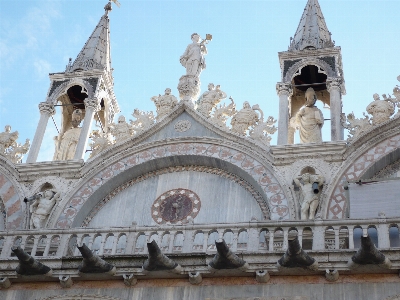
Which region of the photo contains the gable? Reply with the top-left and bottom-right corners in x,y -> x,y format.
140,111 -> 224,144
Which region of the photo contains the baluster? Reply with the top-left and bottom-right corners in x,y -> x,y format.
362,227 -> 368,237
377,223 -> 390,248
30,236 -> 39,256
169,231 -> 176,253
334,228 -> 340,250
312,224 -> 325,250
268,231 -> 274,251
98,235 -> 106,255
231,230 -> 239,252
87,234 -> 95,249
297,228 -> 303,247
57,234 -> 70,257
348,229 -> 354,249
74,234 -> 84,256
43,236 -> 52,257
111,233 -> 120,255
19,236 -> 28,250
203,232 -> 208,252
182,230 -> 192,253
247,228 -> 258,251
1,236 -> 14,257
125,232 -> 136,255
282,229 -> 288,251
144,233 -> 150,254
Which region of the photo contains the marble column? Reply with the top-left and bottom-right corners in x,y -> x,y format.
26,102 -> 56,163
276,83 -> 292,145
327,77 -> 343,141
74,98 -> 100,160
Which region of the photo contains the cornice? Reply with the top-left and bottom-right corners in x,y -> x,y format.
49,69 -> 105,80
271,141 -> 347,166
278,47 -> 342,61
17,160 -> 84,181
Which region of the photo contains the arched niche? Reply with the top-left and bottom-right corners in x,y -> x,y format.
51,142 -> 292,228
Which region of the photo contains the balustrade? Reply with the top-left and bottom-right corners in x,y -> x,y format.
0,218 -> 399,259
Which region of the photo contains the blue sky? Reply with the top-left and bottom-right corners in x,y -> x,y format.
0,0 -> 399,162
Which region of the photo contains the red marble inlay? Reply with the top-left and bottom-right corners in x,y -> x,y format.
6,200 -> 20,216
2,184 -> 15,203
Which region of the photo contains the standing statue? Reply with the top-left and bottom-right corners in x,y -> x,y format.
178,33 -> 212,102
197,83 -> 227,117
180,33 -> 210,77
29,190 -> 61,229
109,115 -> 134,143
53,109 -> 83,160
294,173 -> 324,220
0,125 -> 19,154
295,88 -> 324,143
231,102 -> 260,135
151,88 -> 178,120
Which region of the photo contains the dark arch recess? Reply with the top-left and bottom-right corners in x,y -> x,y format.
71,155 -> 272,227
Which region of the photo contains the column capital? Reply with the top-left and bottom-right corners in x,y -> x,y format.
84,98 -> 101,112
326,77 -> 343,93
276,82 -> 292,96
38,102 -> 56,116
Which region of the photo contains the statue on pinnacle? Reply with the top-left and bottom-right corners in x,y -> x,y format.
178,33 -> 212,103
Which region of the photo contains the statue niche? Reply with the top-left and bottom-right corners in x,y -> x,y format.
27,189 -> 61,229
53,109 -> 83,160
293,172 -> 324,220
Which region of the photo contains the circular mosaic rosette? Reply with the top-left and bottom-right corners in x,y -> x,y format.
151,188 -> 201,225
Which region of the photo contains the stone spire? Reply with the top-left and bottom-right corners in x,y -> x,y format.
67,2 -> 113,73
288,0 -> 334,51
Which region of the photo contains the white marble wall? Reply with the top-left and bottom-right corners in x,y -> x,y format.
88,171 -> 264,227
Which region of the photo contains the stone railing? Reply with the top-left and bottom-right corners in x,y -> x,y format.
0,217 -> 399,259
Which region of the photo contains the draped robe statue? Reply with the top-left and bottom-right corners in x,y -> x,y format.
296,88 -> 324,143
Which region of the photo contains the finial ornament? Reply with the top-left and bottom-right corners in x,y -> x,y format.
105,0 -> 120,14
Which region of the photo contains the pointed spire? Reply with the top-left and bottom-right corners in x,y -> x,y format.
288,0 -> 335,51
68,2 -> 112,73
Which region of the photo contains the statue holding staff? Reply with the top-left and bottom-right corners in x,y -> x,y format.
180,33 -> 212,78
